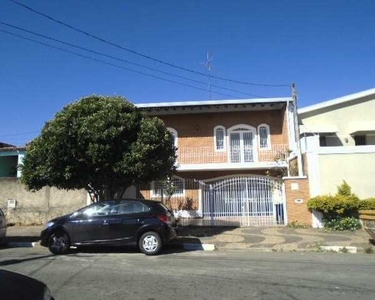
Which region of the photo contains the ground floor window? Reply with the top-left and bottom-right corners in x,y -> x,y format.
151,176 -> 185,197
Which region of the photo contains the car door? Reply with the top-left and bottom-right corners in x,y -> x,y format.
69,201 -> 115,244
105,201 -> 151,243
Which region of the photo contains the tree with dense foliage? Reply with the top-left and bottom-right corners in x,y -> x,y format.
21,95 -> 176,201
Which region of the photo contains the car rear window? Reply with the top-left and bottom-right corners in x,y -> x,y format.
157,203 -> 173,214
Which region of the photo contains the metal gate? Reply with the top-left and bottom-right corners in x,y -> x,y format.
202,176 -> 286,226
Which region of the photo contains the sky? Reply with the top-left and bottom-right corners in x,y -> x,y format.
1,0 -> 375,146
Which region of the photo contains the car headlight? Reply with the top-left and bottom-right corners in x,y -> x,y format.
43,287 -> 52,300
45,222 -> 55,228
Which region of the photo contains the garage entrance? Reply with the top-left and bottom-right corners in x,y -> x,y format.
202,175 -> 286,226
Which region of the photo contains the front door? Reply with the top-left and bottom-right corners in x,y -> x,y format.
230,130 -> 254,163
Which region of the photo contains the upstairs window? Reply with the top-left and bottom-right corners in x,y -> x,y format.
354,135 -> 366,146
258,124 -> 271,149
214,126 -> 226,151
319,135 -> 327,147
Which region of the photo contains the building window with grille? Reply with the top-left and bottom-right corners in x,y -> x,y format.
258,124 -> 271,150
151,176 -> 185,197
354,135 -> 366,146
214,125 -> 226,151
319,135 -> 327,147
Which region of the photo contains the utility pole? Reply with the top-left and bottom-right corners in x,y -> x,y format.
291,83 -> 304,177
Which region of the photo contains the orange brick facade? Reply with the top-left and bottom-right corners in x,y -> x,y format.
139,100 -> 312,226
159,109 -> 289,162
284,178 -> 312,226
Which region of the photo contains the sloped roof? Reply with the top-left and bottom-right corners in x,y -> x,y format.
136,97 -> 292,109
299,87 -> 375,115
0,146 -> 26,153
0,142 -> 16,148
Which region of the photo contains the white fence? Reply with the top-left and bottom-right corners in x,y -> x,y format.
149,176 -> 286,227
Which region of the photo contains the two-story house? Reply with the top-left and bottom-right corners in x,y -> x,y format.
137,97 -> 307,226
299,88 -> 375,200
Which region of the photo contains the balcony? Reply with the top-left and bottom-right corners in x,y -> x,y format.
176,144 -> 289,171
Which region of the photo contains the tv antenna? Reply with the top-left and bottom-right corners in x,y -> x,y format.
202,51 -> 213,100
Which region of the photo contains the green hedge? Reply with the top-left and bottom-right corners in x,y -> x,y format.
307,195 -> 360,219
359,198 -> 375,210
306,181 -> 372,231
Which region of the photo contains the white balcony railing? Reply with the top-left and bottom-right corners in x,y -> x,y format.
177,144 -> 288,165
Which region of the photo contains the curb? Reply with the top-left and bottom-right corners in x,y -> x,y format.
319,246 -> 357,254
6,242 -> 37,248
181,243 -> 216,251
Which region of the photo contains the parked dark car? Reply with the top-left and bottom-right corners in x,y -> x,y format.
41,199 -> 178,255
0,208 -> 6,245
0,269 -> 54,300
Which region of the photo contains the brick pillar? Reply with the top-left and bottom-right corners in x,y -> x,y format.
284,177 -> 312,226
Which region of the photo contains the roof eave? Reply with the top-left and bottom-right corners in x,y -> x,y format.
298,87 -> 375,115
136,97 -> 292,109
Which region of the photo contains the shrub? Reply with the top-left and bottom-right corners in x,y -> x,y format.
359,198 -> 375,210
307,181 -> 363,231
337,180 -> 354,197
307,194 -> 359,219
324,217 -> 362,231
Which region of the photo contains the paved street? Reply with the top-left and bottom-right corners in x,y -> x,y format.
1,246 -> 375,300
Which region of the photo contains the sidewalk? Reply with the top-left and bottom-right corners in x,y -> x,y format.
174,226 -> 375,253
2,225 -> 374,253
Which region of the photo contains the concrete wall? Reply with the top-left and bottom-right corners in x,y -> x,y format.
0,178 -> 88,225
319,152 -> 375,198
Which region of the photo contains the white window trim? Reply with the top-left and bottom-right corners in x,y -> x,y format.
214,125 -> 226,152
227,124 -> 258,162
151,176 -> 185,198
258,123 -> 271,150
167,127 -> 178,148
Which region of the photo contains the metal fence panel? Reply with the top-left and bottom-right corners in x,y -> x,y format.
202,176 -> 285,227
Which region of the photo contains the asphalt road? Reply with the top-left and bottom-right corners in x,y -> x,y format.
0,246 -> 375,300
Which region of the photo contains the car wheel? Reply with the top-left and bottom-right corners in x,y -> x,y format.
48,231 -> 70,255
139,231 -> 162,255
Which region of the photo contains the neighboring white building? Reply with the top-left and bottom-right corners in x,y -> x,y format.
299,88 -> 375,199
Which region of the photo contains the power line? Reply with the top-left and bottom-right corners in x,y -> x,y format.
0,130 -> 40,137
8,0 -> 290,88
0,29 -> 242,99
0,21 -> 263,98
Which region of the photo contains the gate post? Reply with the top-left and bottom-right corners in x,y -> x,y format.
209,184 -> 214,226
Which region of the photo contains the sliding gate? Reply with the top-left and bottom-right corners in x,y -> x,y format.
203,176 -> 286,226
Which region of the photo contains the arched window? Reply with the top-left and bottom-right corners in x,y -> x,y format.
227,124 -> 257,162
167,127 -> 178,148
214,125 -> 226,151
258,124 -> 271,150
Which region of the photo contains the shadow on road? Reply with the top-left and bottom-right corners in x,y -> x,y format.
0,255 -> 53,266
66,242 -> 200,256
